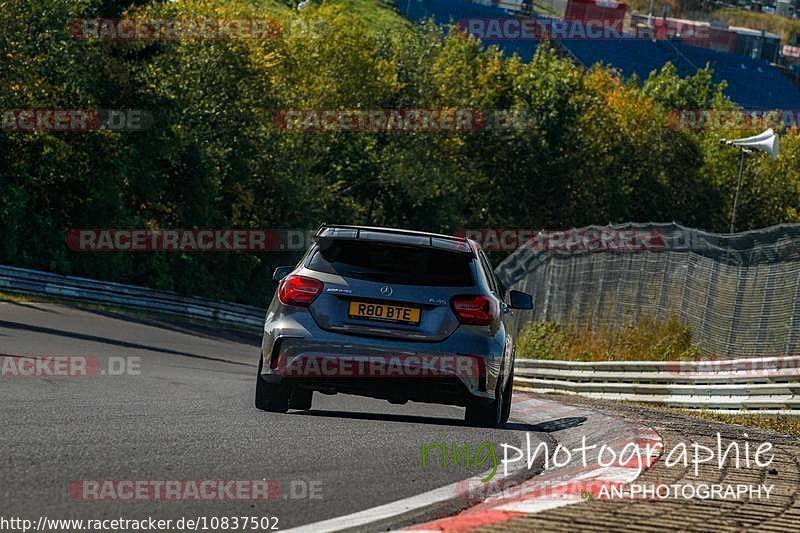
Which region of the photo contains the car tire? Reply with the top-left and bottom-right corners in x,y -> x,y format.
289,388 -> 313,410
255,373 -> 290,412
500,366 -> 513,425
464,377 -> 503,428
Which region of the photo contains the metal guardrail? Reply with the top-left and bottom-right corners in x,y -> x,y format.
513,358 -> 800,415
0,265 -> 265,328
5,264 -> 797,414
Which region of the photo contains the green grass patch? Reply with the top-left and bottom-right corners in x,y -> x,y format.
625,1 -> 799,42
660,407 -> 800,437
689,411 -> 800,436
516,315 -> 699,361
338,1 -> 411,32
255,0 -> 410,32
711,8 -> 800,43
0,290 -> 36,304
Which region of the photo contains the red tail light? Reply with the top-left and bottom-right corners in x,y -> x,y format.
278,275 -> 323,306
451,295 -> 497,325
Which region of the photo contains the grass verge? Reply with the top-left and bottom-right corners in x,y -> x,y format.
646,404 -> 800,437
258,0 -> 411,32
515,316 -> 800,435
684,410 -> 800,437
516,315 -> 700,361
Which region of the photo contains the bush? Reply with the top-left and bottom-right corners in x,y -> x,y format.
516,315 -> 699,361
1,1 -> 798,305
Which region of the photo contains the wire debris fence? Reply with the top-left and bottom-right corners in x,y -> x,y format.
495,223 -> 800,358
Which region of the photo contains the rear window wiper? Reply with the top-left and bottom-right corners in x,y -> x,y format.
342,270 -> 392,281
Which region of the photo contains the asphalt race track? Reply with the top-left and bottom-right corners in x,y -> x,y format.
0,301 -> 553,530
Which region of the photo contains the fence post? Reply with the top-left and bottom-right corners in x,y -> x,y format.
593,254 -> 608,329
532,263 -> 546,322
542,260 -> 552,322
700,260 -> 720,351
657,253 -> 671,319
563,258 -> 578,323
726,267 -> 746,358
756,263 -> 778,350
576,256 -> 595,326
679,255 -> 696,325
613,255 -> 629,324
633,254 -> 647,322
784,270 -> 800,357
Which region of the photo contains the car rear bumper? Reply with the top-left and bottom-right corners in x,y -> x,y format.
261,372 -> 486,406
259,310 -> 504,405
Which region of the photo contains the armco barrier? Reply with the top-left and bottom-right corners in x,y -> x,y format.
5,264 -> 797,414
0,265 -> 265,328
514,357 -> 800,415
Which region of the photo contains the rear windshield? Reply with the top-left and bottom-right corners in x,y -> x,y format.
307,240 -> 475,286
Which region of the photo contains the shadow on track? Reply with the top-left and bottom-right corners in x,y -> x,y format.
5,301 -> 61,314
505,416 -> 587,433
0,319 -> 254,367
76,306 -> 262,346
292,409 -> 576,432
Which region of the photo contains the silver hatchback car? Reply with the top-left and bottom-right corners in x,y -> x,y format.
255,225 -> 532,427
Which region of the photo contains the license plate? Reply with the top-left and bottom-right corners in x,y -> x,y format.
348,301 -> 421,325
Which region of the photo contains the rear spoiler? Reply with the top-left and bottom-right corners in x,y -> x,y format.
314,225 -> 473,254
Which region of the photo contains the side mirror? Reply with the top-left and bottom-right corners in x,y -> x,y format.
509,290 -> 533,310
272,266 -> 294,283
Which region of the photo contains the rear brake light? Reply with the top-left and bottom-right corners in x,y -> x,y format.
279,275 -> 323,306
451,295 -> 497,325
